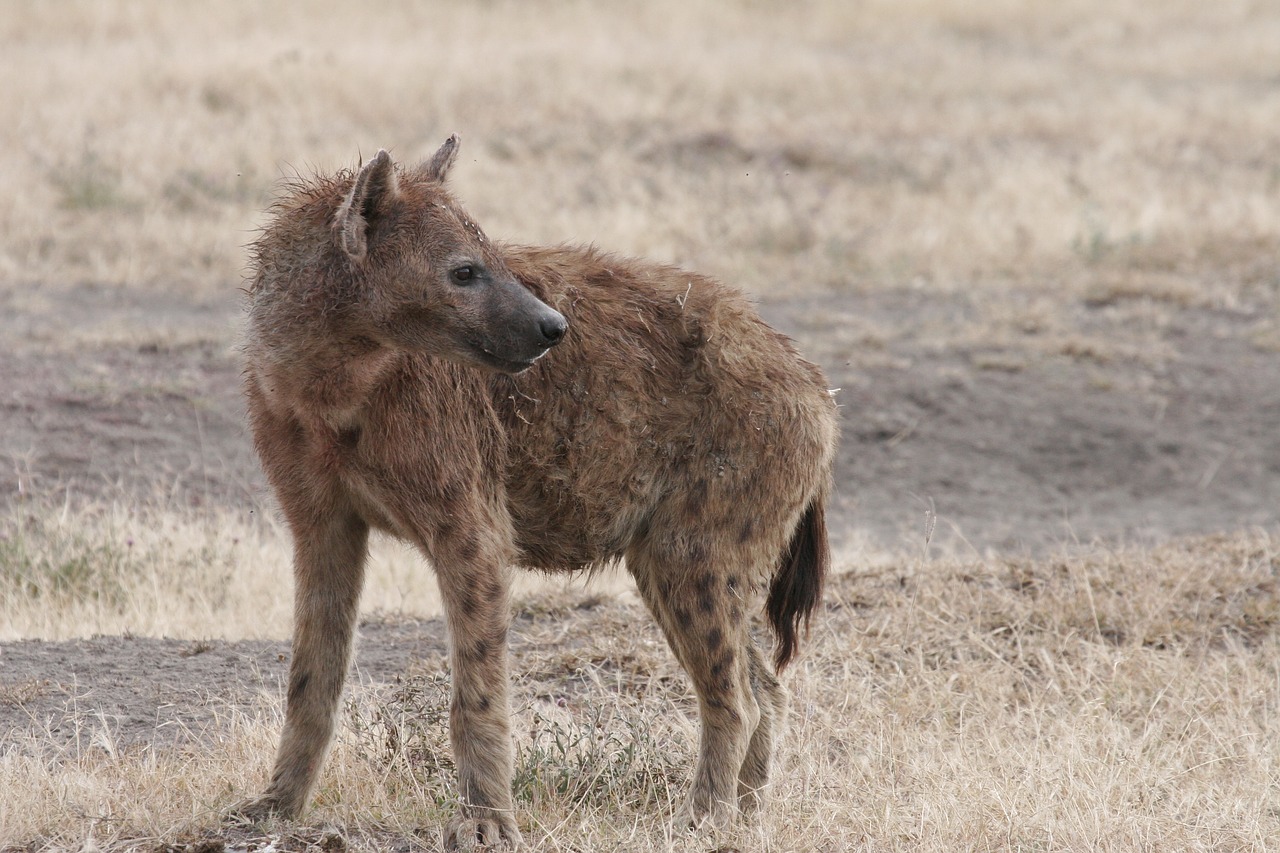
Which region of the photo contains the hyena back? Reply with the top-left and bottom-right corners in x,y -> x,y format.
238,136 -> 838,850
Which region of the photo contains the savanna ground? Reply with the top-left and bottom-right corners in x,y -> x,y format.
2,1 -> 1279,850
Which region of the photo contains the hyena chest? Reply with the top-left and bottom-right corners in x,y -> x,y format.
302,419 -> 405,535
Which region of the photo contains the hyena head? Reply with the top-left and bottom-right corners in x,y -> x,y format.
333,136 -> 567,373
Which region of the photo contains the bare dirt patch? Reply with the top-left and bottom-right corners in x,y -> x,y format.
787,282 -> 1280,552
0,618 -> 447,754
4,280 -> 1278,552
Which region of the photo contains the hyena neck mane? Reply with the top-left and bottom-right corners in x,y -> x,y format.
245,268 -> 401,428
245,170 -> 405,423
246,316 -> 400,428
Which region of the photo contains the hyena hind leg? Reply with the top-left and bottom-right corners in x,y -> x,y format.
627,545 -> 760,830
737,638 -> 789,813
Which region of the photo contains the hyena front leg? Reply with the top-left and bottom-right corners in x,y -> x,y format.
432,536 -> 521,851
240,507 -> 370,819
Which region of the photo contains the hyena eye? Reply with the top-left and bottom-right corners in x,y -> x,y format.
451,265 -> 475,284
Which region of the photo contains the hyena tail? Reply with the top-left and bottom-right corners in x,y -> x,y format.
766,495 -> 829,671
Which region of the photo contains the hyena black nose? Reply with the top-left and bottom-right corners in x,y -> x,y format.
540,311 -> 568,346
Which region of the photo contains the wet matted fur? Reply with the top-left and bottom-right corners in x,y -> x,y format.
236,137 -> 838,850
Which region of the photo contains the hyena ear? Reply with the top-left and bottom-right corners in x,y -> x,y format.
334,149 -> 397,263
420,134 -> 460,183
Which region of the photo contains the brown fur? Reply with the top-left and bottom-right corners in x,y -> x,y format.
235,138 -> 838,849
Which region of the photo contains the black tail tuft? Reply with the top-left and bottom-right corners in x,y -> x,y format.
766,496 -> 829,671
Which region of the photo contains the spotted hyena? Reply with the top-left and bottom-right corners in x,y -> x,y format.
237,136 -> 838,849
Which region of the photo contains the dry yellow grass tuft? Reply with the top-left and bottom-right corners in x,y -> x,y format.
0,499 -> 630,642
0,500 -> 291,641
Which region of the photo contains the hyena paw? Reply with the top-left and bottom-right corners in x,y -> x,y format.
226,792 -> 298,824
444,812 -> 523,851
737,783 -> 767,816
675,793 -> 737,833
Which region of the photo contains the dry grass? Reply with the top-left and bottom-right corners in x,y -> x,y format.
0,498 -> 629,641
2,505 -> 1278,850
4,0 -> 1276,401
4,1 -> 1280,850
0,499 -> 290,641
3,0 -> 1278,311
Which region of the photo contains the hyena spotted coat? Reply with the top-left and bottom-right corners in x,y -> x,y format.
238,136 -> 838,850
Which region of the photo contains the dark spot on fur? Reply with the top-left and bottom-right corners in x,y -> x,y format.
711,653 -> 736,692
458,533 -> 480,562
688,542 -> 708,566
462,637 -> 491,662
484,578 -> 505,601
459,589 -> 479,618
687,479 -> 708,517
674,606 -> 692,629
704,697 -> 740,724
476,696 -> 491,713
682,319 -> 708,355
706,627 -> 723,650
726,574 -> 740,593
337,426 -> 360,451
440,480 -> 464,508
695,573 -> 717,613
287,672 -> 309,706
738,518 -> 754,544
